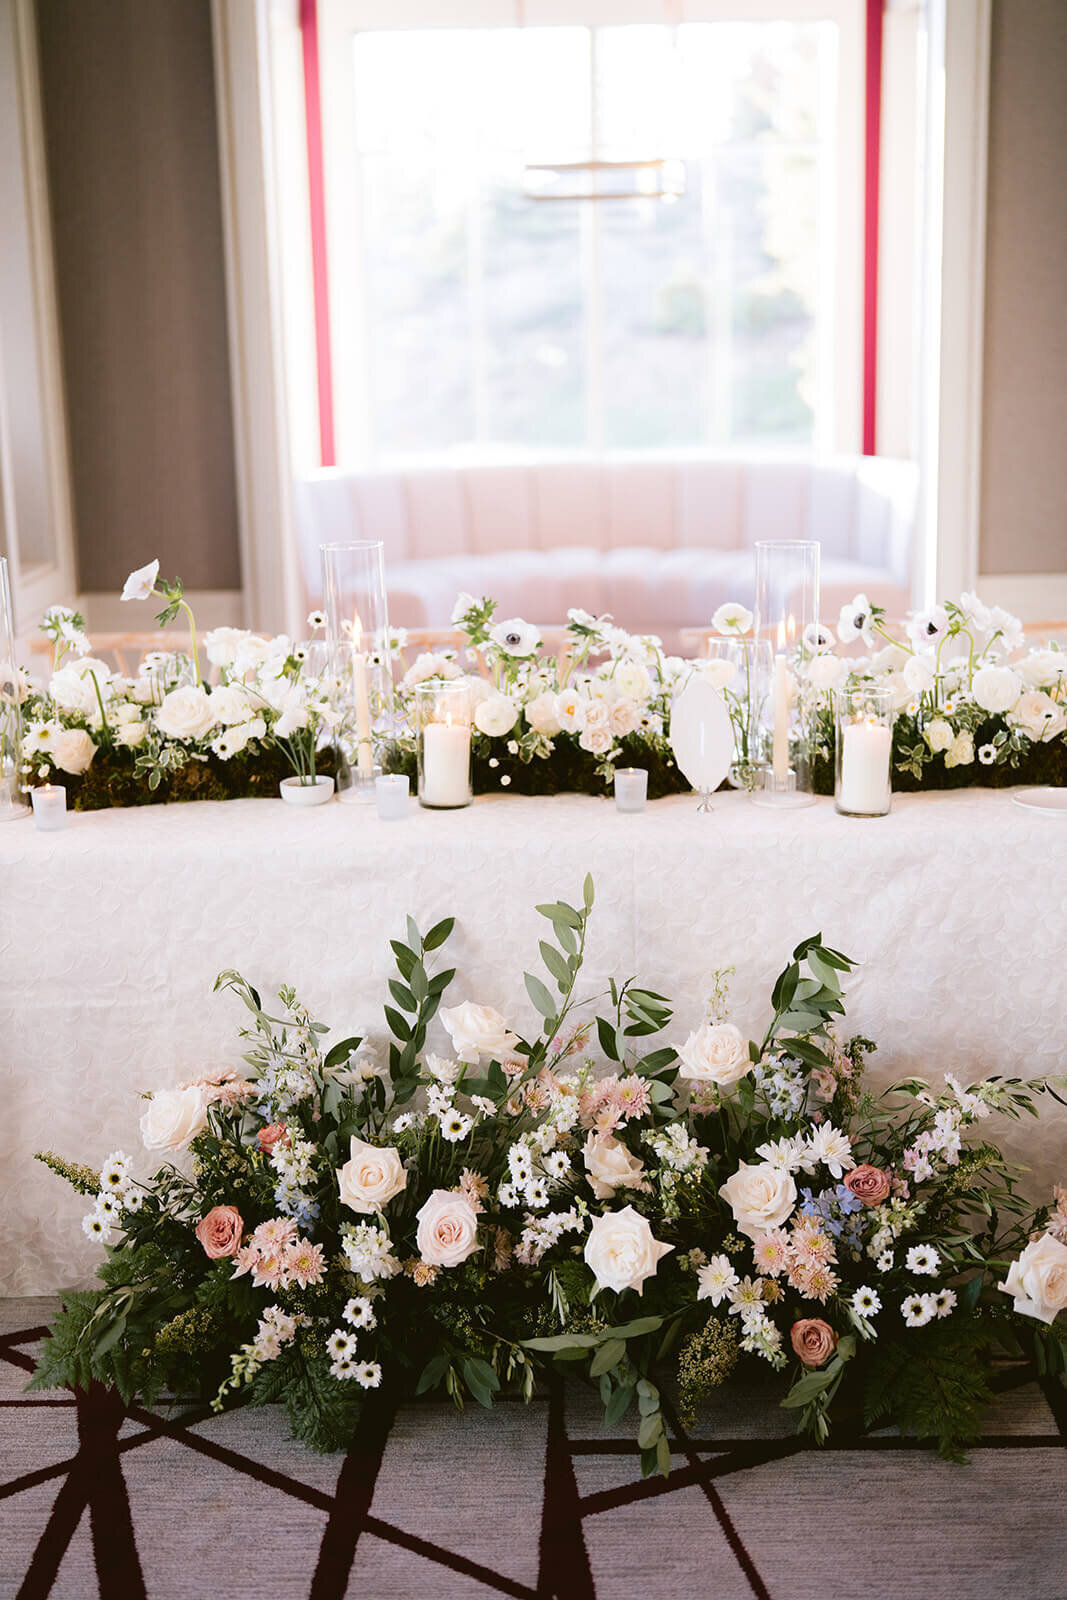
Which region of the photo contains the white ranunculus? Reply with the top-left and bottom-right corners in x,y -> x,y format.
584,1205 -> 673,1296
474,694 -> 520,738
1017,649 -> 1065,689
156,686 -> 217,742
695,658 -> 737,691
719,1161 -> 797,1240
112,702 -> 140,726
555,690 -> 586,732
904,654 -> 936,695
970,664 -> 1022,714
489,618 -> 541,658
203,627 -> 249,668
50,728 -> 97,775
924,718 -> 954,753
49,666 -> 106,718
209,684 -> 255,726
579,726 -> 615,756
140,1084 -> 209,1151
583,1133 -> 645,1200
525,691 -> 562,737
711,602 -> 753,635
337,1136 -> 408,1215
614,660 -> 651,701
609,698 -> 641,738
115,721 -> 147,748
676,1021 -> 750,1087
416,1188 -> 480,1267
1011,690 -> 1067,742
121,559 -> 160,602
440,1002 -> 519,1062
999,1233 -> 1067,1325
806,654 -> 848,692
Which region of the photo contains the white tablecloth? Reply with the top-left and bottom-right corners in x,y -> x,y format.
2,789 -> 1065,1294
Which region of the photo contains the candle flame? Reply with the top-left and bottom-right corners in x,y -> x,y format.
777,620 -> 787,651
351,612 -> 363,648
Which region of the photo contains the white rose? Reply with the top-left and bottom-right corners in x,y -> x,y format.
140,1084 -> 209,1152
583,1205 -> 673,1296
50,728 -> 97,775
609,698 -> 641,737
203,627 -> 249,668
925,718 -> 954,753
474,694 -> 520,738
121,559 -> 160,602
1011,690 -> 1067,742
555,691 -> 586,732
440,1001 -> 519,1062
49,667 -> 101,717
1017,650 -> 1065,689
711,602 -> 753,635
525,691 -> 561,737
970,664 -> 1022,714
156,686 -> 217,742
583,1133 -> 646,1200
416,1188 -> 480,1268
676,1022 -> 750,1087
614,660 -> 651,701
1000,1233 -> 1067,1325
695,658 -> 737,691
337,1136 -> 408,1215
113,702 -> 141,726
209,684 -> 255,726
582,700 -> 611,733
945,731 -> 974,767
719,1161 -> 797,1240
806,655 -> 848,692
115,721 -> 147,748
579,726 -> 614,756
904,655 -> 936,695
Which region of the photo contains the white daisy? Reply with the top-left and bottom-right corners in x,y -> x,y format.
851,1286 -> 882,1316
525,1180 -> 550,1209
306,610 -> 327,629
933,1288 -> 957,1319
82,1213 -> 111,1242
100,1152 -> 131,1189
343,1297 -> 376,1331
94,1192 -> 120,1218
876,1251 -> 894,1272
392,1113 -> 416,1133
330,1356 -> 356,1380
121,1187 -> 144,1214
354,1361 -> 383,1390
901,1293 -> 936,1328
326,1329 -> 357,1361
470,1096 -> 496,1116
905,1244 -> 940,1276
497,1183 -> 520,1208
544,1150 -> 571,1180
440,1110 -> 473,1143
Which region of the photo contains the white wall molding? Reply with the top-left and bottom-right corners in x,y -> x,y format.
971,575 -> 1067,626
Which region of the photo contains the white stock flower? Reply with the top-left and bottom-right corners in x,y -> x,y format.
121,560 -> 160,602
156,686 -> 217,742
719,1162 -> 797,1240
999,1234 -> 1067,1325
140,1085 -> 210,1152
675,1022 -> 750,1087
711,602 -> 753,635
583,1205 -> 673,1296
582,1132 -> 646,1200
439,1002 -> 519,1062
50,728 -> 97,775
337,1136 -> 408,1214
970,665 -> 1022,714
474,694 -> 520,738
489,619 -> 541,658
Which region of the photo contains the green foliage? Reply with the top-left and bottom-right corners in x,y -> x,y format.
676,1314 -> 740,1426
34,1150 -> 100,1197
862,1320 -> 997,1461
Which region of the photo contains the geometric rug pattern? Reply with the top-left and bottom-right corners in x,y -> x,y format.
2,1299 -> 1064,1599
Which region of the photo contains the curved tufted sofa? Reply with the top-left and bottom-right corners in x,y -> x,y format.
293,454 -> 917,650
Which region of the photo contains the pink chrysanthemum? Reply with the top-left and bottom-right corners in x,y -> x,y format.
252,1217 -> 298,1253
752,1228 -> 791,1277
284,1238 -> 325,1288
789,1260 -> 839,1303
251,1250 -> 287,1290
790,1222 -> 836,1267
616,1076 -> 652,1121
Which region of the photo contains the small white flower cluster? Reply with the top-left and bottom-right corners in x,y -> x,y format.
901,1288 -> 957,1327
250,1304 -> 306,1364
696,1259 -> 785,1367
645,1124 -> 709,1177
425,1073 -> 476,1144
271,1130 -> 316,1190
498,1127 -> 571,1211
325,1296 -> 382,1384
514,1207 -> 585,1267
81,1151 -> 142,1243
867,1197 -> 924,1269
341,1222 -> 401,1282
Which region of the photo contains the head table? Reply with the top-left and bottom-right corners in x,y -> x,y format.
1,787 -> 1063,1296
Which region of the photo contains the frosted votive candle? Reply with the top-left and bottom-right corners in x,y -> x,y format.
615,768 -> 648,813
31,783 -> 67,831
375,773 -> 409,821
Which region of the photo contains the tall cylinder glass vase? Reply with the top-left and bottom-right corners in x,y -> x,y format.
0,558 -> 29,819
700,638 -> 773,791
751,540 -> 820,808
320,542 -> 393,803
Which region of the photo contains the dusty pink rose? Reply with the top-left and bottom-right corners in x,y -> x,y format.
790,1318 -> 838,1368
257,1122 -> 290,1155
194,1205 -> 244,1260
843,1163 -> 892,1206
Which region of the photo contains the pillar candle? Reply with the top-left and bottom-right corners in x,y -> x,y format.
422,721 -> 471,808
838,720 -> 892,814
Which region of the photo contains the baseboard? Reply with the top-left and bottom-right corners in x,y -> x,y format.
77,589 -> 246,634
974,574 -> 1067,625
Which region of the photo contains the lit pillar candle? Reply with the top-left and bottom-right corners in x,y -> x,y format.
422,717 -> 471,808
838,720 -> 892,814
31,783 -> 67,831
772,621 -> 790,780
351,615 -> 375,780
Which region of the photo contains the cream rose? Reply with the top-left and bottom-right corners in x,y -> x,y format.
440,1002 -> 519,1062
140,1084 -> 210,1152
337,1136 -> 408,1215
720,1161 -> 797,1240
579,725 -> 614,756
156,686 -> 217,742
584,1205 -> 673,1296
676,1022 -> 750,1087
525,691 -> 562,737
50,728 -> 98,775
115,721 -> 147,748
474,694 -> 520,738
609,698 -> 642,738
925,718 -> 954,753
416,1188 -> 481,1267
209,684 -> 255,726
1000,1233 -> 1067,1325
1011,690 -> 1067,742
583,1132 -> 645,1200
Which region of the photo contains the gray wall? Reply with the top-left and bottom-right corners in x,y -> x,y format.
35,0 -> 240,593
980,0 -> 1067,576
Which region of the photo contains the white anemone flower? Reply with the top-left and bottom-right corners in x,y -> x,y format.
489,618 -> 541,658
837,594 -> 876,647
121,559 -> 160,603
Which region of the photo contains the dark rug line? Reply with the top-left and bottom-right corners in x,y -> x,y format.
308,1391 -> 396,1600
1038,1376 -> 1067,1439
538,1378 -> 595,1600
660,1396 -> 774,1600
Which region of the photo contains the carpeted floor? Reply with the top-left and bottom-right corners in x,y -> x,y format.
1,1298 -> 1064,1599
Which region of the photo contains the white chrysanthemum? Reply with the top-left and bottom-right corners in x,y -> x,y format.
326,1329 -> 357,1361
901,1293 -> 937,1328
904,1244 -> 940,1276
727,1276 -> 766,1317
354,1361 -> 383,1390
806,1123 -> 855,1179
343,1296 -> 377,1330
851,1286 -> 882,1317
696,1254 -> 740,1307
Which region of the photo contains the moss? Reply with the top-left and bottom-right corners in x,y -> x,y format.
28,746 -> 338,811
812,730 -> 1067,796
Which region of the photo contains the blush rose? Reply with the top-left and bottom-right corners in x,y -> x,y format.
194,1205 -> 244,1259
843,1164 -> 892,1206
791,1318 -> 838,1368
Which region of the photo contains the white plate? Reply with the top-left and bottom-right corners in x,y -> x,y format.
1011,787 -> 1067,815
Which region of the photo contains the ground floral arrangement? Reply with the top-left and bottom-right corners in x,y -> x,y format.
33,879 -> 1067,1468
11,563 -> 1067,807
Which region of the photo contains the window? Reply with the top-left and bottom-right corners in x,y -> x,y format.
282,2 -> 866,470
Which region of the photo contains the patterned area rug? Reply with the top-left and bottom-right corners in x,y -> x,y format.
2,1298 -> 1064,1599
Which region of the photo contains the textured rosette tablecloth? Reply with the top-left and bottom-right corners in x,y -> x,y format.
2,789 -> 1064,1295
